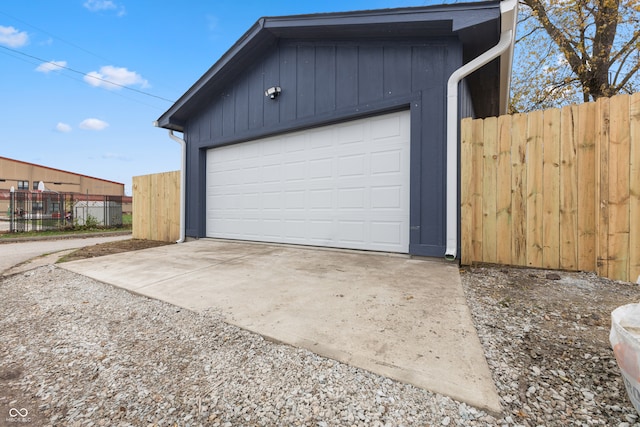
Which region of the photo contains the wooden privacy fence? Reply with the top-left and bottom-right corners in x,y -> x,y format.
461,92 -> 640,283
132,171 -> 180,242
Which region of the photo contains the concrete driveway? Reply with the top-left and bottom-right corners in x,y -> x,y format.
60,239 -> 501,413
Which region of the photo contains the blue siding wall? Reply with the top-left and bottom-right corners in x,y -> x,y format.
183,38 -> 465,257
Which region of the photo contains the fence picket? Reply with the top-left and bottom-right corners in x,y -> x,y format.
542,108 -> 561,269
559,105 -> 578,270
596,97 -> 611,278
471,119 -> 485,262
511,113 -> 528,265
577,101 -> 597,271
526,110 -> 544,267
483,117 -> 498,263
496,114 -> 513,264
609,94 -> 631,282
460,118 -> 474,265
630,93 -> 640,283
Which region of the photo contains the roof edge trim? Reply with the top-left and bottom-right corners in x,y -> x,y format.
157,18 -> 267,129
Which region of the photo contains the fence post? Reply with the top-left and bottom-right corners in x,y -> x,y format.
9,187 -> 14,232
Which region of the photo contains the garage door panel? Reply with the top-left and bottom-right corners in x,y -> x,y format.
308,129 -> 333,149
261,139 -> 283,156
337,122 -> 365,144
371,149 -> 402,174
308,220 -> 333,241
207,110 -> 410,252
337,154 -> 366,177
284,190 -> 306,209
242,193 -> 260,210
262,219 -> 283,238
371,221 -> 402,244
242,167 -> 260,184
284,220 -> 307,239
337,188 -> 365,209
211,147 -> 238,163
284,161 -> 306,181
371,114 -> 403,139
371,186 -> 402,209
243,219 -> 261,237
309,158 -> 333,179
309,189 -> 333,209
262,191 -> 282,209
337,221 -> 366,244
262,165 -> 281,183
283,135 -> 306,153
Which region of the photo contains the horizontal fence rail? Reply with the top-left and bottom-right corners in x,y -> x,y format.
132,171 -> 180,242
461,92 -> 640,283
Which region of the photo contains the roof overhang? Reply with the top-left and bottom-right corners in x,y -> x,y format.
157,1 -> 510,132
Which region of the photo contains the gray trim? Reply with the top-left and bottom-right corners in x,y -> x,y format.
409,101 -> 422,251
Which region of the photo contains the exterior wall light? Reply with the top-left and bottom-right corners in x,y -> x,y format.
265,86 -> 281,99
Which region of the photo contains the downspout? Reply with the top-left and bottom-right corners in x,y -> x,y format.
168,129 -> 186,243
444,0 -> 517,261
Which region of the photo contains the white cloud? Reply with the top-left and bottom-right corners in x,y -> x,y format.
36,60 -> 67,73
83,0 -> 126,16
79,118 -> 109,131
84,0 -> 116,11
84,65 -> 148,90
206,15 -> 219,32
0,25 -> 28,48
205,15 -> 222,40
102,152 -> 130,161
55,122 -> 72,133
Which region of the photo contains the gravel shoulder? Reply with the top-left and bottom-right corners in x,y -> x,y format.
1,244 -> 640,426
463,266 -> 640,426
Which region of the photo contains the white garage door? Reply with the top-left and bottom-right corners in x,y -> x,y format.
206,110 -> 410,252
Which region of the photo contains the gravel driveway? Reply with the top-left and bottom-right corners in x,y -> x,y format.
1,262 -> 640,426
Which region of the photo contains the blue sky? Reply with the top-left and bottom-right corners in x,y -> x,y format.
0,0 -> 451,195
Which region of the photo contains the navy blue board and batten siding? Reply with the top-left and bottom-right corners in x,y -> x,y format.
158,2 -> 505,258
184,39 -> 461,257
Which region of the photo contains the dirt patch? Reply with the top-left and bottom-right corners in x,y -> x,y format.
58,239 -> 173,262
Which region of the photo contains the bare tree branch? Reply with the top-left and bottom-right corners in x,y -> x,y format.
608,31 -> 640,66
614,60 -> 640,90
512,0 -> 639,110
521,0 -> 586,78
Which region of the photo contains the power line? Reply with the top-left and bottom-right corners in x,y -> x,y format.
0,44 -> 175,103
0,9 -> 114,63
0,48 -> 169,111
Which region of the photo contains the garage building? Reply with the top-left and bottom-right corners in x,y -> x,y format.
156,1 -> 516,258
